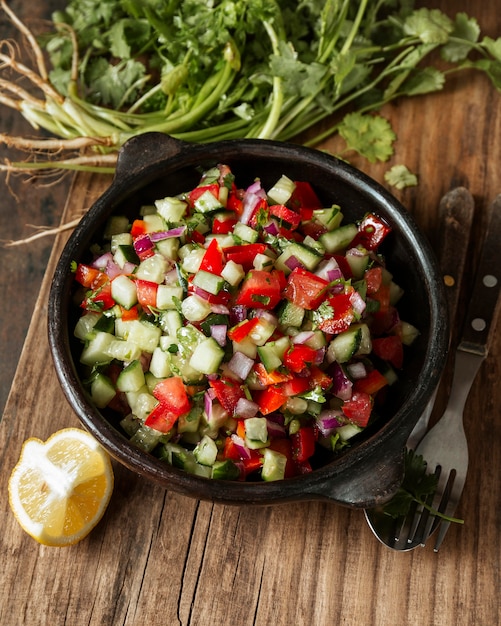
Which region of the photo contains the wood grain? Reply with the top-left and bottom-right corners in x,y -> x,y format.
1,2 -> 501,625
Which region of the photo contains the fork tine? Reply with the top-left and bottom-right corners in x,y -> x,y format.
432,473 -> 466,551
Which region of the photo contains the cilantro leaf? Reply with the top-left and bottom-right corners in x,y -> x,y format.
404,9 -> 454,45
338,112 -> 396,163
384,164 -> 418,190
441,13 -> 480,63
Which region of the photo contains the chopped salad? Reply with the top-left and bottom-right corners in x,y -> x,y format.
72,164 -> 419,481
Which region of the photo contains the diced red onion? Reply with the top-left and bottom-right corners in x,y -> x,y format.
230,305 -> 248,325
133,234 -> 154,254
346,361 -> 367,380
246,180 -> 266,196
235,397 -> 259,419
210,304 -> 230,315
164,268 -> 179,285
316,410 -> 343,437
292,330 -> 315,344
105,259 -> 124,279
91,251 -> 114,270
350,290 -> 366,316
327,267 -> 343,282
284,255 -> 303,271
331,362 -> 353,401
240,192 -> 261,225
263,220 -> 279,236
210,324 -> 227,347
191,285 -> 212,301
230,434 -> 252,459
315,257 -> 341,281
314,347 -> 326,365
228,351 -> 255,380
149,226 -> 186,241
204,389 -> 216,420
254,309 -> 278,326
266,419 -> 286,438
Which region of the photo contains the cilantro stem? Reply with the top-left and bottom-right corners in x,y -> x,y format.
257,21 -> 284,139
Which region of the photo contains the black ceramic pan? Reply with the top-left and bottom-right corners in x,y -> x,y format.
48,133 -> 448,508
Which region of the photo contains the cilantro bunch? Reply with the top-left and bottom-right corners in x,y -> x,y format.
1,0 -> 501,172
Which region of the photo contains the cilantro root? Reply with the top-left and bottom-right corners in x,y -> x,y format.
1,0 -> 501,176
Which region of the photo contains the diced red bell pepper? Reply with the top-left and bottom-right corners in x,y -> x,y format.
130,219 -> 148,238
283,344 -> 318,373
342,391 -> 373,427
235,270 -> 282,309
332,254 -> 353,279
353,213 -> 392,251
223,436 -> 242,461
308,365 -> 333,390
224,243 -> 267,271
283,267 -> 329,310
291,426 -> 316,463
152,376 -> 191,416
353,368 -> 388,395
74,263 -> 109,289
254,363 -> 293,386
317,293 -> 355,334
120,305 -> 139,321
187,229 -> 206,244
269,204 -> 301,230
209,377 -> 245,416
199,238 -> 224,275
364,266 -> 383,295
136,279 -> 158,314
228,317 -> 261,343
255,385 -> 288,415
86,283 -> 115,311
226,192 -> 243,215
212,217 -> 238,234
280,376 -> 311,397
290,181 -> 323,212
241,453 -> 264,478
372,335 -> 404,369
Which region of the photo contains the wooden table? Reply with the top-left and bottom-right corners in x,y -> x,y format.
1,2 -> 500,625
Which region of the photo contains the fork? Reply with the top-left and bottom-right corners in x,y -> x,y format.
404,194 -> 501,551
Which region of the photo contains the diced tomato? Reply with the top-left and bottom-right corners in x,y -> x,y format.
199,238 -> 224,275
224,243 -> 267,271
210,377 -> 245,416
74,263 -> 108,289
241,453 -> 264,477
188,183 -> 220,208
294,459 -> 313,475
353,369 -> 388,395
353,213 -> 392,251
291,426 -> 316,463
269,204 -> 301,230
228,317 -> 261,343
255,385 -> 288,415
187,229 -> 206,244
223,436 -> 241,461
144,402 -> 180,434
280,376 -> 311,397
370,282 -> 391,313
300,220 -> 326,239
283,267 -> 329,310
254,363 -> 293,386
364,266 -> 383,295
89,283 -> 115,311
372,335 -> 404,369
248,197 -> 270,229
212,217 -> 238,234
152,376 -> 191,416
317,293 -> 355,334
130,219 -> 148,238
136,279 -> 158,314
236,270 -> 282,309
332,254 -> 353,279
283,344 -> 318,373
308,365 -> 333,390
227,192 -> 243,215
342,391 -> 373,427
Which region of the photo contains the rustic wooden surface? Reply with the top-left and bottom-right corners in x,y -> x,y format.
1,2 -> 501,625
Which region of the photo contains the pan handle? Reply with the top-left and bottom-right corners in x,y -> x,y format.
114,133 -> 189,181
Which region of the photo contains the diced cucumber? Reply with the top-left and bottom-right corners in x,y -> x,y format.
120,413 -> 141,437
304,330 -> 327,350
159,309 -> 183,337
400,320 -> 419,345
192,270 -> 225,295
114,244 -> 140,268
212,459 -> 240,480
111,275 -> 137,309
275,242 -> 322,273
319,223 -> 358,253
105,338 -> 142,362
233,221 -> 258,243
312,206 -> 343,231
253,253 -> 274,270
149,346 -> 173,378
328,327 -> 362,363
257,336 -> 290,372
126,386 -> 158,420
221,259 -> 245,286
346,247 -> 370,279
156,284 -> 183,310
80,331 -> 114,365
193,435 -> 218,466
143,213 -> 166,233
245,417 -> 269,447
104,215 -> 129,239
247,317 -> 277,346
117,359 -> 145,392
135,253 -> 169,283
193,189 -> 224,213
155,237 -> 179,261
261,448 -> 287,481
181,294 -> 212,322
154,196 -> 188,221
278,300 -> 305,328
179,245 -> 205,273
389,280 -> 405,305
302,236 -> 325,256
189,337 -> 225,374
336,423 -> 362,441
74,312 -> 100,340
130,424 -> 163,452
232,337 -> 257,359
267,174 -> 296,205
110,232 -> 133,253
90,373 -> 116,409
115,319 -> 162,352
177,405 -> 202,434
